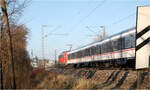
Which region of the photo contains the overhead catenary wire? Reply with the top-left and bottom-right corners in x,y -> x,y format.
85,13 -> 136,38
71,0 -> 139,37
45,33 -> 69,38
70,0 -> 107,31
86,26 -> 98,35
106,13 -> 136,28
44,25 -> 63,37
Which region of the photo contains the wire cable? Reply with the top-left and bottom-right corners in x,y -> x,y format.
71,0 -> 107,31
107,13 -> 136,28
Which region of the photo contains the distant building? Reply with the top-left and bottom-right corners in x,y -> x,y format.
31,57 -> 55,68
31,60 -> 38,67
45,60 -> 55,67
30,57 -> 39,68
37,60 -> 45,68
37,59 -> 55,68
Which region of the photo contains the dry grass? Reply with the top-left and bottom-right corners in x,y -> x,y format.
32,69 -> 150,89
73,78 -> 98,89
36,73 -> 75,89
34,72 -> 99,89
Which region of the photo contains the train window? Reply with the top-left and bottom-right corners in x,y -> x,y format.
88,48 -> 90,56
72,53 -> 73,59
72,53 -> 74,59
105,42 -> 108,53
69,54 -> 71,60
110,41 -> 113,52
125,35 -> 132,49
91,46 -> 96,55
81,50 -> 84,58
118,38 -> 122,50
125,33 -> 135,49
101,43 -> 104,54
105,42 -> 109,53
99,45 -> 101,54
87,48 -> 90,56
71,53 -> 73,59
95,45 -> 98,54
107,41 -> 112,52
74,53 -> 76,59
80,51 -> 82,58
112,39 -> 118,51
104,43 -> 107,53
130,34 -> 135,48
101,43 -> 107,54
85,49 -> 87,56
73,53 -> 75,59
121,37 -> 125,49
96,45 -> 100,54
89,47 -> 92,56
84,49 -> 86,56
68,54 -> 71,60
87,48 -> 89,56
103,43 -> 105,53
83,49 -> 85,57
70,54 -> 72,59
105,42 -> 107,53
78,51 -> 80,58
73,53 -> 74,59
93,46 -> 96,55
79,51 -> 81,58
75,52 -> 77,58
91,47 -> 93,55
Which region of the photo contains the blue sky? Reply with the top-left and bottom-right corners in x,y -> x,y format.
20,0 -> 150,60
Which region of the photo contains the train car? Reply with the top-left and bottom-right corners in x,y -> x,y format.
58,51 -> 68,64
67,27 -> 136,68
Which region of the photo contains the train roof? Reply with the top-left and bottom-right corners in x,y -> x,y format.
68,27 -> 136,54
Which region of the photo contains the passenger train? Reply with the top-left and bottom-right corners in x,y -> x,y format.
58,27 -> 136,68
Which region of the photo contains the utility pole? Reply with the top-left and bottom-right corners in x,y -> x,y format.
54,49 -> 57,66
104,26 -> 106,38
0,0 -> 16,88
41,25 -> 47,68
41,25 -> 68,68
100,25 -> 106,38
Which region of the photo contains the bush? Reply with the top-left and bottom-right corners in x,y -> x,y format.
1,24 -> 33,88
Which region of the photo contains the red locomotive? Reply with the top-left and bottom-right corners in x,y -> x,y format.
58,51 -> 68,64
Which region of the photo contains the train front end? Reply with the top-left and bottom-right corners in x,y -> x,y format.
58,51 -> 68,65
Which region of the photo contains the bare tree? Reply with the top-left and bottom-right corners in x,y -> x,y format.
0,0 -> 30,24
0,0 -> 32,88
